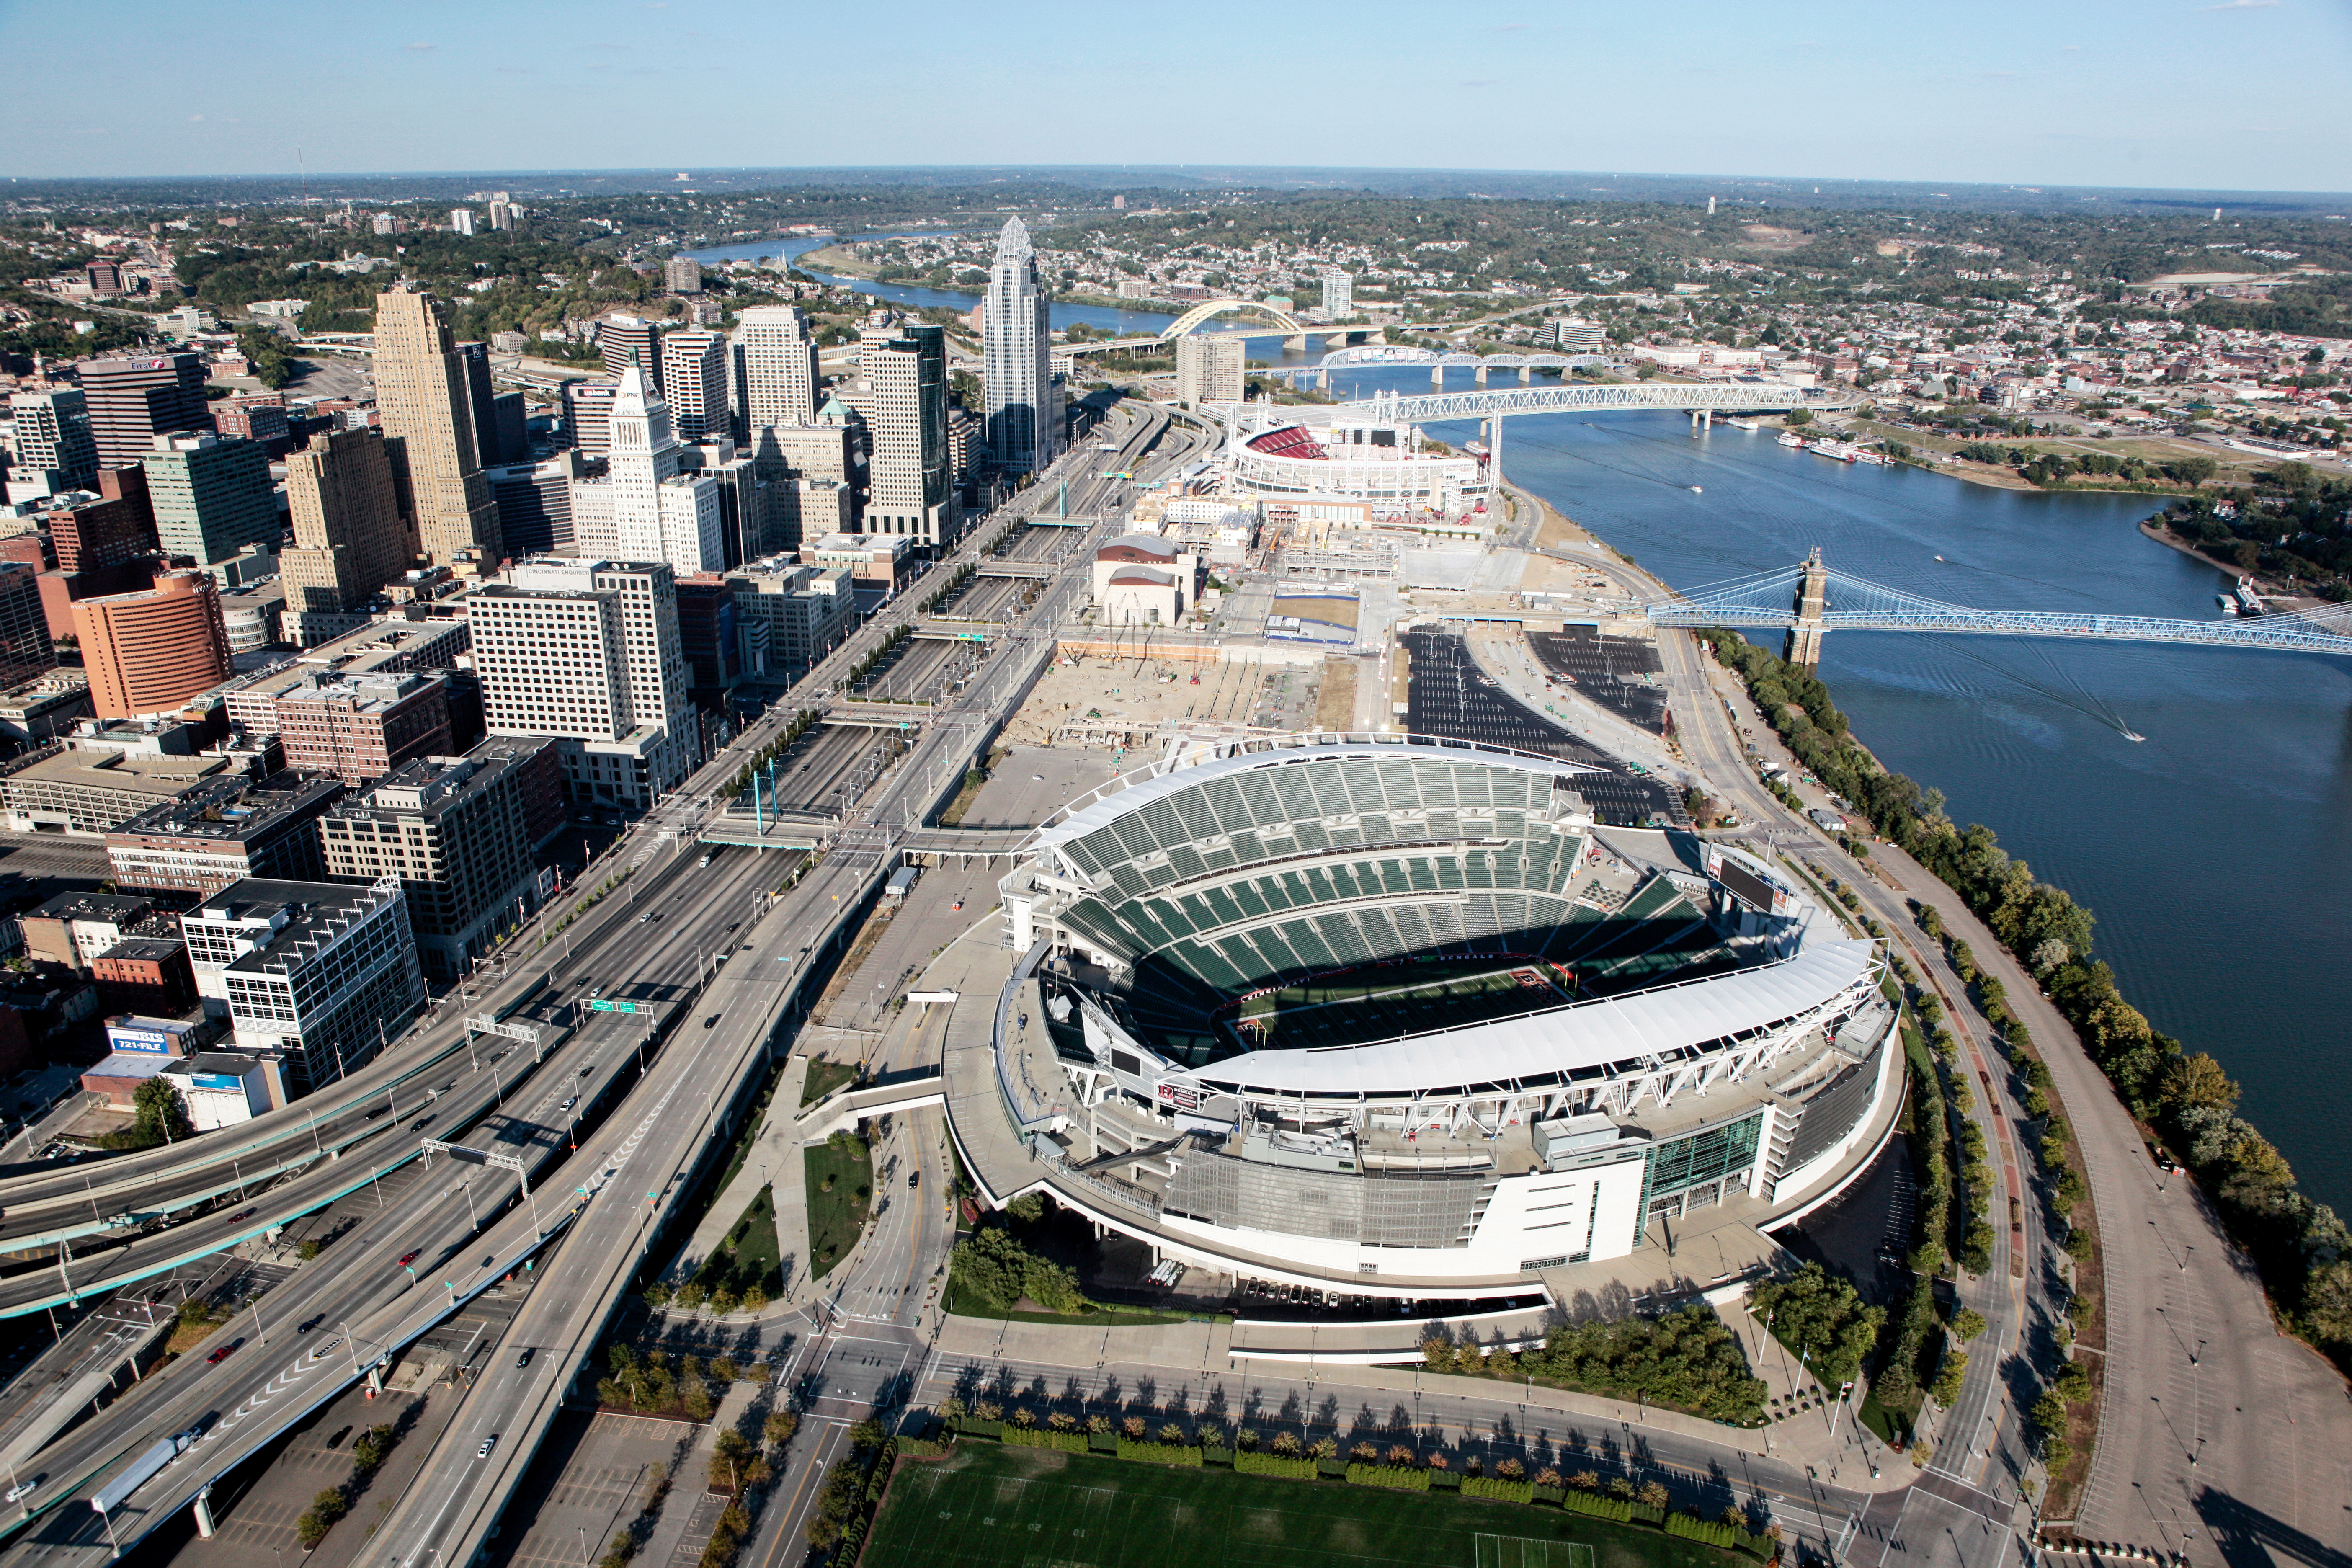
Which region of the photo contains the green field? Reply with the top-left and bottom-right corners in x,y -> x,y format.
692,1182 -> 782,1300
1232,961 -> 1570,1051
861,1447 -> 1739,1568
804,1133 -> 874,1279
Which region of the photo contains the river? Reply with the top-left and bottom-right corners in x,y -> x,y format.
691,235 -> 2352,1212
1455,407 -> 2352,1215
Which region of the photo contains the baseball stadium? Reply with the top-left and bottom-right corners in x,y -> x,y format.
953,735 -> 1903,1301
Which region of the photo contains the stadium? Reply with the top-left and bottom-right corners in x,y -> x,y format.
957,736 -> 1903,1301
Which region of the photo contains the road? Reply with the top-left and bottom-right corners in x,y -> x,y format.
0,398 -> 1196,1568
1527,521 -> 2352,1567
347,403 -> 1206,1568
0,837 -> 783,1561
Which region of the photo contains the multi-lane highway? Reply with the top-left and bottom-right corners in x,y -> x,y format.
0,836 -> 787,1557
0,400 -> 1191,1565
356,405 -> 1202,1568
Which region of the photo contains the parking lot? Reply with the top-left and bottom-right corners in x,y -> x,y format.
1400,630 -> 1684,826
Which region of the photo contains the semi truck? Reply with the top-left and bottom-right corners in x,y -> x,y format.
90,1420 -> 208,1515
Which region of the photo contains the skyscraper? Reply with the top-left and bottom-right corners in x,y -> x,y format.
663,255 -> 703,295
372,288 -> 503,566
450,208 -> 478,237
38,466 -> 155,574
563,377 -> 621,457
1175,334 -> 1245,409
1319,269 -> 1354,320
143,432 -> 277,565
7,389 -> 98,492
73,570 -> 231,719
983,217 -> 1060,476
455,341 -> 521,469
857,322 -> 957,547
77,354 -> 211,468
282,427 -> 412,621
729,304 -> 819,436
569,364 -> 723,575
467,559 -> 700,809
658,330 -> 729,444
597,314 -> 661,391
486,193 -> 515,232
0,564 -> 55,690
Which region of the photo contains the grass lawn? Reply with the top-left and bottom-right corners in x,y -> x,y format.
804,1135 -> 874,1279
863,1447 -> 1742,1568
801,1056 -> 859,1107
940,1276 -> 1203,1328
694,1183 -> 783,1298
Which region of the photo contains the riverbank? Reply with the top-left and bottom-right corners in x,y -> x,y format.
799,243 -> 879,277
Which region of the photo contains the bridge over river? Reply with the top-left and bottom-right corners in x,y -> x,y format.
1647,550 -> 2352,666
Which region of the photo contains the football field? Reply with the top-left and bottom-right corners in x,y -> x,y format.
861,1446 -> 1740,1568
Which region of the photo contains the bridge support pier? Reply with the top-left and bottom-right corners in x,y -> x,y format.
1782,548 -> 1829,669
1431,364 -> 1444,387
1474,364 -> 1489,385
366,1362 -> 385,1396
193,1487 -> 215,1540
1519,364 -> 1533,384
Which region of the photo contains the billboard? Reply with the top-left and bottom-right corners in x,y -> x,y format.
107,1026 -> 174,1054
1707,848 -> 1791,917
191,1073 -> 245,1092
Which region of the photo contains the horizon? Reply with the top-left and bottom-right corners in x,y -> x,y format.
6,0 -> 2347,191
8,163 -> 2352,206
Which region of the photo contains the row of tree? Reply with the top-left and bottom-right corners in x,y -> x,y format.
1424,1302 -> 1767,1425
1700,629 -> 2352,1375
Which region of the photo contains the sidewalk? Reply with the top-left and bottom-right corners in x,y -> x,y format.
662,1055 -> 809,1287
931,1313 -> 1910,1492
632,1380 -> 761,1568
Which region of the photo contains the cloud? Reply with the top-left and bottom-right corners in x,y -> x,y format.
188,114 -> 205,123
1460,78 -> 1497,88
406,40 -> 436,50
1491,21 -> 1528,29
2199,0 -> 2276,9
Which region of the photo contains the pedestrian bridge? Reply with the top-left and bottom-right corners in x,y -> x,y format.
1644,552 -> 2352,661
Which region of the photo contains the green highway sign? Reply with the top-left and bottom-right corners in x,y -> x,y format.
587,999 -> 646,1014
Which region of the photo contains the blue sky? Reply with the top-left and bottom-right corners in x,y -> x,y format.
6,0 -> 2347,191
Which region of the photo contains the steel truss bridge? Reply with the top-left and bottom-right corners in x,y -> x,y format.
1340,381 -> 1849,421
1643,554 -> 2352,657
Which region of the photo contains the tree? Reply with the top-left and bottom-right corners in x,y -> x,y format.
2159,1052 -> 2239,1117
132,1077 -> 193,1145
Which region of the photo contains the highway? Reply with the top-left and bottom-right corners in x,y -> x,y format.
0,836 -> 784,1561
351,405 -> 1200,1568
0,399 -> 1195,1566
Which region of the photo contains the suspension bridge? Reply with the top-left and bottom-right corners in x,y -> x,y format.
1642,551 -> 2352,667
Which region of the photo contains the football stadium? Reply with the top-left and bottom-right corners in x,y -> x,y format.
953,736 -> 1903,1301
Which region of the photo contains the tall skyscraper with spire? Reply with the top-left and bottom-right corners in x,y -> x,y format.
983,217 -> 1061,476
567,364 -> 722,575
373,287 -> 503,567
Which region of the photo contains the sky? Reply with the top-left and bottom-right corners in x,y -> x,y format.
5,0 -> 2349,193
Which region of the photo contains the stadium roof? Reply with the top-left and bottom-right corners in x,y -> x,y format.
1170,936 -> 1876,1101
1032,741 -> 1603,854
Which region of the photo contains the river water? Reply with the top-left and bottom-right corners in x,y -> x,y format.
692,237 -> 2352,1212
1458,409 -> 2352,1215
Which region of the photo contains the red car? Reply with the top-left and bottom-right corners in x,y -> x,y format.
397,1250 -> 422,1268
206,1341 -> 239,1366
